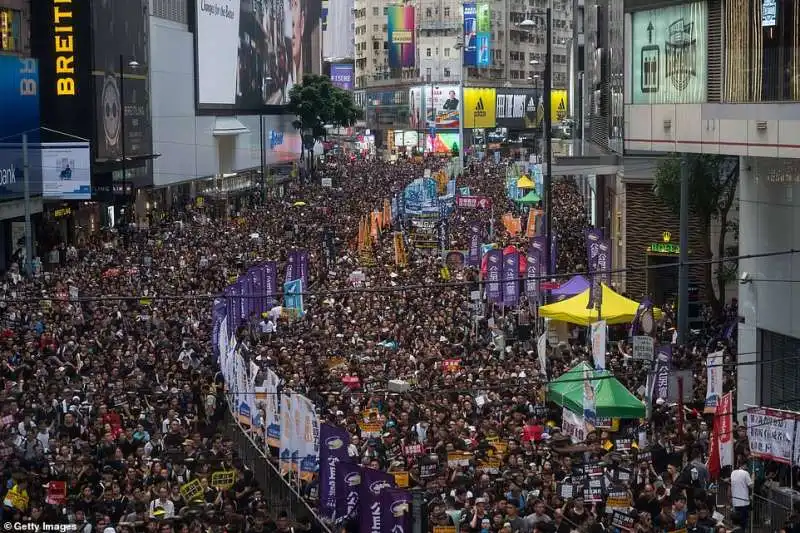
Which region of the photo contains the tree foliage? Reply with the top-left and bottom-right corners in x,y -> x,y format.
653,154 -> 739,315
287,74 -> 361,145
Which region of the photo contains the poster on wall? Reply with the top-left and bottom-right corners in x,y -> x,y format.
464,88 -> 497,128
388,6 -> 415,68
631,1 -> 708,104
195,0 -> 322,108
551,90 -> 568,122
421,85 -> 461,129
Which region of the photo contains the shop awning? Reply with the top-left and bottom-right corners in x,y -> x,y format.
213,117 -> 250,136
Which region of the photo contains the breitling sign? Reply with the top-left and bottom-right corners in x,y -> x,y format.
631,1 -> 707,104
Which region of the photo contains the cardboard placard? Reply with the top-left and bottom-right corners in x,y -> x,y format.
393,471 -> 410,488
611,511 -> 635,531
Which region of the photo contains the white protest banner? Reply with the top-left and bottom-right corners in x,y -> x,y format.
632,336 -> 654,361
704,350 -> 723,414
747,407 -> 797,464
591,320 -> 606,370
562,408 -> 587,443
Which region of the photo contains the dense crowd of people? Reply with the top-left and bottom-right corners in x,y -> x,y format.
0,150 -> 773,533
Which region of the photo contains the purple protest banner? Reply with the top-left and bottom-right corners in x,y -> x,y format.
381,488 -> 412,533
503,251 -> 520,307
525,245 -> 541,302
237,276 -> 250,321
468,224 -> 481,266
335,461 -> 361,523
285,250 -> 298,284
585,228 -> 603,272
598,239 -> 612,286
319,424 -> 351,519
211,298 -> 227,360
359,468 -> 396,533
248,267 -> 262,318
654,345 -> 672,402
485,249 -> 503,304
223,286 -> 234,334
531,236 -> 547,276
262,261 -> 278,309
298,249 -> 309,290
551,234 -> 558,274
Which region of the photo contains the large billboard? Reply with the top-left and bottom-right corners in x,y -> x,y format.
322,0 -> 354,59
494,89 -> 567,127
409,85 -> 461,130
0,56 -> 40,143
495,88 -> 542,129
387,6 -> 415,68
476,4 -> 491,67
30,0 -> 94,144
330,64 -> 354,90
40,142 -> 92,199
0,143 -> 90,200
463,88 -> 496,128
92,0 -> 153,162
426,132 -> 459,153
196,0 -> 322,108
631,1 -> 707,104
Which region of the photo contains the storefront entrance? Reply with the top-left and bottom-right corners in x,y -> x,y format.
646,253 -> 679,306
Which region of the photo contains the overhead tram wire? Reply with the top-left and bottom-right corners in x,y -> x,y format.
2,248 -> 799,304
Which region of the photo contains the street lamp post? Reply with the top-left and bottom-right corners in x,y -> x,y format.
119,55 -> 140,224
520,8 -> 553,295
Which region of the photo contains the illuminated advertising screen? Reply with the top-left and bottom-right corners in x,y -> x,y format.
426,132 -> 460,153
330,63 -> 354,90
388,6 -> 415,68
196,0 -> 322,108
495,88 -> 542,129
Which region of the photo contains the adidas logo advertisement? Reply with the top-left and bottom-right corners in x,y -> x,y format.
473,97 -> 487,117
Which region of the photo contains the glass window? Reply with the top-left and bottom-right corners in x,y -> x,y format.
444,67 -> 451,77
426,48 -> 432,57
444,48 -> 450,57
372,7 -> 379,16
0,8 -> 21,52
723,0 -> 800,101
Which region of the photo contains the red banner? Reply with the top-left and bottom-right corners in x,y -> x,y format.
456,196 -> 492,209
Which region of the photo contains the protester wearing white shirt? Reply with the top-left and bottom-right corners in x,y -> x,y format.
730,462 -> 753,526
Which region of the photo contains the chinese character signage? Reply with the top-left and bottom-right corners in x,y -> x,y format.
631,1 -> 707,104
388,6 -> 415,68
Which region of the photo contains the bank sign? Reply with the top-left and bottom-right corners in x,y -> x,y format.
631,1 -> 707,104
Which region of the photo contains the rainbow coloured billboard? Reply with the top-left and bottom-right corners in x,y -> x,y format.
388,6 -> 415,68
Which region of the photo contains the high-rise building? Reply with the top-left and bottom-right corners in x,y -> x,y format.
353,0 -> 574,90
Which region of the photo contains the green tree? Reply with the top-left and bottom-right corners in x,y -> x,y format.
451,143 -> 460,157
287,74 -> 361,167
653,154 -> 739,316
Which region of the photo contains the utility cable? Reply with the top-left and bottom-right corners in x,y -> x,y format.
0,249 -> 796,304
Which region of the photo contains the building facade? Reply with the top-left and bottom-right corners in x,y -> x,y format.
353,0 -> 574,91
622,0 -> 800,418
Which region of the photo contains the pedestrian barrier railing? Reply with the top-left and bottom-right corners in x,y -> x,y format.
224,405 -> 333,533
715,480 -> 794,533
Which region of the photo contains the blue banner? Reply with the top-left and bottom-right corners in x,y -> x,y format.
284,279 -> 305,317
463,3 -> 478,66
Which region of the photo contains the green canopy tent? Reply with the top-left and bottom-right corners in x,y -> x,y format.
516,190 -> 541,204
547,362 -> 645,419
